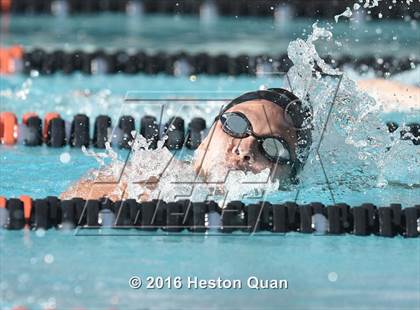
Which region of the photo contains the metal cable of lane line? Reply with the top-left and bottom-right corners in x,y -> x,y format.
0,112 -> 419,148
2,0 -> 419,19
1,47 -> 418,76
0,196 -> 419,237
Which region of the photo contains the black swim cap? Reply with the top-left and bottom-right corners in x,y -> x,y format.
217,88 -> 313,176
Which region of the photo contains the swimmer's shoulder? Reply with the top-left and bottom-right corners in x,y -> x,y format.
357,79 -> 419,111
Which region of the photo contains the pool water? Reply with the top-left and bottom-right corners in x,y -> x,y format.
1,12 -> 420,310
1,230 -> 419,309
1,73 -> 419,310
1,73 -> 419,206
2,14 -> 419,57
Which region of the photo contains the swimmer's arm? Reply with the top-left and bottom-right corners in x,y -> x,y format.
60,176 -> 159,201
60,179 -> 128,201
60,153 -> 184,201
357,79 -> 419,110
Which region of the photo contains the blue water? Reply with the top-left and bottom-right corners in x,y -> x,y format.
1,74 -> 419,206
1,230 -> 419,309
1,73 -> 419,310
1,13 -> 420,310
1,14 -> 419,57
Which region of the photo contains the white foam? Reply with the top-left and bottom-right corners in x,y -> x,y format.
335,7 -> 353,23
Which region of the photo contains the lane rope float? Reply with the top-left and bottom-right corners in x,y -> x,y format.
1,47 -> 417,76
0,45 -> 23,74
1,112 -> 418,149
0,196 -> 419,237
3,112 -> 209,149
0,112 -> 18,145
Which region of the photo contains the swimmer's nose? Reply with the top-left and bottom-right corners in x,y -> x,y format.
232,137 -> 257,163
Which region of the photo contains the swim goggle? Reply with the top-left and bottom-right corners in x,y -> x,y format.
218,111 -> 293,165
213,88 -> 312,179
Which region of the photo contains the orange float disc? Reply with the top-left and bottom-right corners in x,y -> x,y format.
0,45 -> 23,74
9,45 -> 23,58
0,0 -> 12,12
43,112 -> 61,139
0,47 -> 11,74
19,195 -> 33,223
22,112 -> 38,125
0,112 -> 17,144
0,196 -> 6,208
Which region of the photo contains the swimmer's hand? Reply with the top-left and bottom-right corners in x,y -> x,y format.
138,175 -> 160,191
60,175 -> 161,202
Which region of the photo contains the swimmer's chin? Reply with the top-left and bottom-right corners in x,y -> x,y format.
195,166 -> 230,183
199,165 -> 259,183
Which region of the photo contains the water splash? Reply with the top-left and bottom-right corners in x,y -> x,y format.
334,0 -> 415,23
77,23 -> 419,206
362,0 -> 382,8
286,23 -> 419,206
335,7 -> 353,23
81,132 -> 279,206
0,78 -> 32,100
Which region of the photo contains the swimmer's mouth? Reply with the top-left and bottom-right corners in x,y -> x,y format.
225,163 -> 255,173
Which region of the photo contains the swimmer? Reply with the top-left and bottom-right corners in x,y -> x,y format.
61,88 -> 312,201
61,80 -> 419,201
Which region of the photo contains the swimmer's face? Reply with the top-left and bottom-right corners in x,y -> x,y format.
194,99 -> 298,182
